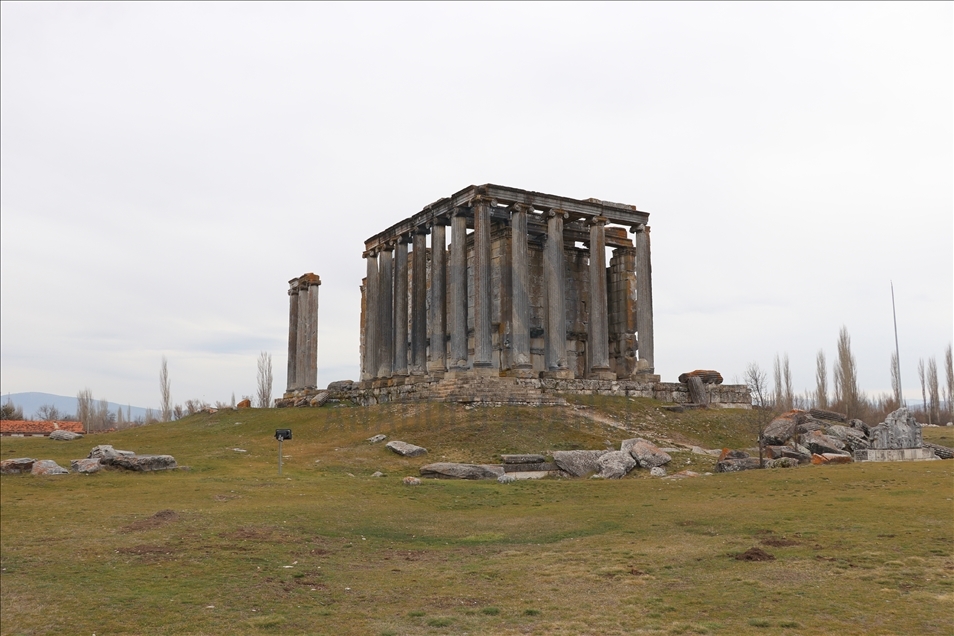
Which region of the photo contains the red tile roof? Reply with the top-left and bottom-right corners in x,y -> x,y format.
0,420 -> 85,435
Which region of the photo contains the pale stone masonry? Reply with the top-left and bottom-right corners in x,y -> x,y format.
285,273 -> 321,393
358,184 -> 657,384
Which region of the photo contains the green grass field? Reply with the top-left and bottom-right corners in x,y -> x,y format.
2,399 -> 952,635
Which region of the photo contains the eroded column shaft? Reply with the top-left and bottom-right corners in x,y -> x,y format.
473,201 -> 493,368
428,223 -> 447,372
286,282 -> 299,391
364,253 -> 379,380
588,217 -> 610,373
449,212 -> 469,369
510,206 -> 531,369
545,211 -> 568,370
635,226 -> 654,372
410,229 -> 428,374
377,246 -> 394,378
393,239 -> 409,375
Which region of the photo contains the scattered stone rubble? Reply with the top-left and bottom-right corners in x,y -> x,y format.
714,407 -> 953,472
0,444 -> 178,476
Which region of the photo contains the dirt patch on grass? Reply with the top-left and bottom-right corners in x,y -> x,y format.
761,537 -> 799,547
734,547 -> 776,561
223,525 -> 296,543
121,510 -> 179,533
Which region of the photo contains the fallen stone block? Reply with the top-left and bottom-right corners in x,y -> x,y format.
88,445 -> 135,460
402,476 -> 421,486
650,466 -> 667,477
596,450 -> 637,479
501,454 -> 546,464
71,458 -> 103,474
765,457 -> 800,469
497,474 -> 516,484
766,445 -> 811,463
804,430 -> 846,456
366,434 -> 387,444
622,438 -> 671,468
386,441 -> 427,457
714,457 -> 762,472
102,454 -> 177,471
825,425 -> 869,451
924,442 -> 954,459
237,398 -> 252,409
49,430 -> 83,441
309,391 -> 329,407
809,408 -> 847,423
31,459 -> 69,475
502,462 -> 557,473
419,463 -> 504,480
552,450 -> 607,476
677,370 -> 724,385
0,457 -> 36,474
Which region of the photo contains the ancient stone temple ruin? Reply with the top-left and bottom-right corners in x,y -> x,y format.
284,273 -> 321,393
360,184 -> 654,385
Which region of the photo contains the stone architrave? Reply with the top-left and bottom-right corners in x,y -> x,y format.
393,237 -> 410,376
544,210 -> 569,372
364,252 -> 379,379
286,279 -> 299,391
634,224 -> 654,372
410,228 -> 428,375
473,199 -> 493,369
510,204 -> 532,371
587,216 -> 612,377
377,244 -> 394,378
428,222 -> 447,373
449,210 -> 469,370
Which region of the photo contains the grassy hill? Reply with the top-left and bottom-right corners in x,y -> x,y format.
2,398 -> 952,635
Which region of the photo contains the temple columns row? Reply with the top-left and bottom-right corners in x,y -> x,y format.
286,273 -> 321,392
362,210 -> 652,380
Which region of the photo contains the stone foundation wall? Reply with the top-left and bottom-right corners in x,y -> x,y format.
279,377 -> 752,409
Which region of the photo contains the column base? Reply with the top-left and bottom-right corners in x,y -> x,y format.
471,364 -> 500,377
427,361 -> 448,375
502,367 -> 537,379
443,369 -> 471,381
541,368 -> 575,380
586,368 -> 617,381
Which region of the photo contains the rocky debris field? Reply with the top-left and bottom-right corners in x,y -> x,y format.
0,444 -> 178,476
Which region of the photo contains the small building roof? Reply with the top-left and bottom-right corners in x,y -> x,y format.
0,420 -> 85,435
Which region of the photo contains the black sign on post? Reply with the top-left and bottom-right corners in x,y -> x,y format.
275,429 -> 292,475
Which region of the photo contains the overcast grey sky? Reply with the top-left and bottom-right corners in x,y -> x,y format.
2,3 -> 951,410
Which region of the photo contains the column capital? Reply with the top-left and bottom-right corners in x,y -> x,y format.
588,215 -> 609,226
631,223 -> 647,233
451,206 -> 470,218
380,240 -> 396,252
547,208 -> 569,220
413,224 -> 431,235
509,202 -> 534,214
363,248 -> 378,258
472,195 -> 498,208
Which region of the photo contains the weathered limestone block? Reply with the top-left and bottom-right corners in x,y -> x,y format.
386,441 -> 427,457
762,411 -> 803,445
809,408 -> 847,423
552,450 -> 607,476
327,380 -> 354,391
869,408 -> 920,449
714,457 -> 762,472
309,391 -> 329,407
686,376 -> 708,405
677,370 -> 723,384
501,454 -> 546,464
503,462 -> 557,473
31,459 -> 69,475
825,425 -> 869,451
103,455 -> 177,472
402,476 -> 421,486
923,442 -> 954,460
650,466 -> 667,477
1,457 -> 36,474
419,463 -> 504,480
49,430 -> 83,441
497,474 -> 516,484
88,445 -> 134,460
596,451 -> 637,479
622,438 -> 671,468
765,457 -> 800,469
71,458 -> 103,474
366,434 -> 387,444
803,430 -> 846,456
766,445 -> 811,463
237,398 -> 252,409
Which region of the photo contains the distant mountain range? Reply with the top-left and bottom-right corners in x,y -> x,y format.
2,392 -> 155,421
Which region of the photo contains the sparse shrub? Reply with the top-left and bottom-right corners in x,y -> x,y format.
426,617 -> 452,627
748,618 -> 772,627
481,607 -> 500,615
523,609 -> 540,616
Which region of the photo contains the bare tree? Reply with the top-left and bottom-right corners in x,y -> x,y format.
928,357 -> 940,425
160,356 -> 172,422
918,358 -> 929,424
773,354 -> 783,410
745,362 -> 773,468
77,388 -> 93,434
257,351 -> 274,408
890,352 -> 902,409
1,397 -> 24,420
834,326 -> 860,419
782,354 -> 793,411
945,344 -> 953,423
815,349 -> 828,409
35,404 -> 61,421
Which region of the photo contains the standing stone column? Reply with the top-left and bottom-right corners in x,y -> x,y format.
296,282 -> 309,387
393,237 -> 409,376
510,204 -> 532,372
364,251 -> 379,380
302,275 -> 321,389
428,221 -> 447,373
635,224 -> 654,372
587,216 -> 613,378
449,210 -> 469,370
410,227 -> 428,375
286,279 -> 299,392
544,209 -> 569,373
377,244 -> 394,379
473,199 -> 493,369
